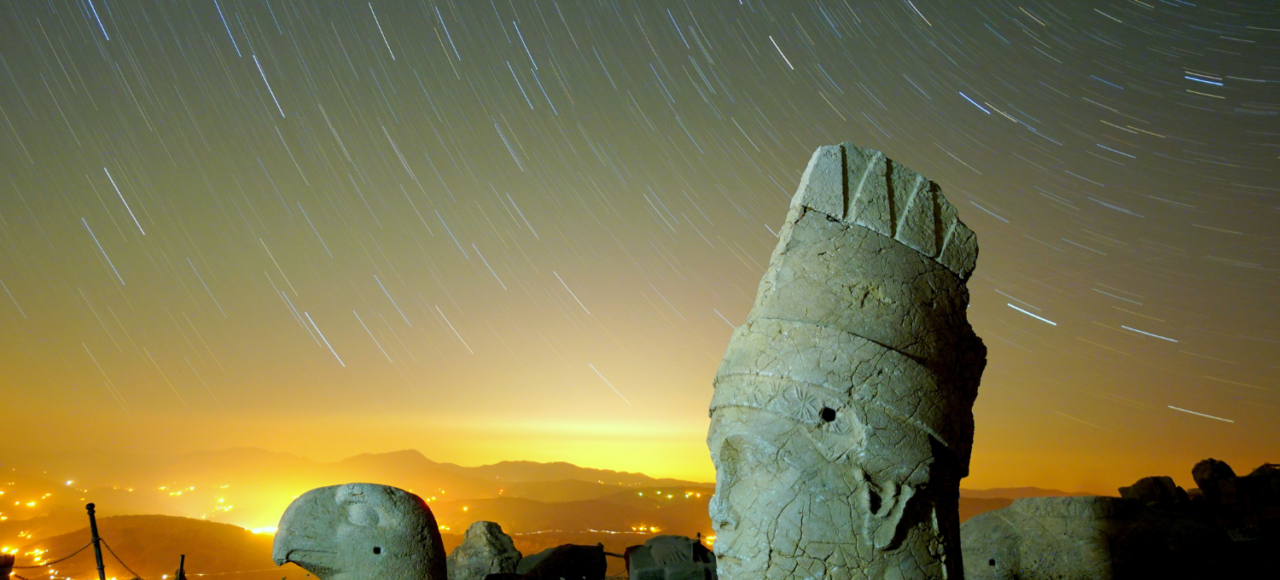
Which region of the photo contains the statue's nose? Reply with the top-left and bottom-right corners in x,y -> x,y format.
708,491 -> 736,532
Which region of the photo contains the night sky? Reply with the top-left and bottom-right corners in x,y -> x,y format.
0,0 -> 1275,493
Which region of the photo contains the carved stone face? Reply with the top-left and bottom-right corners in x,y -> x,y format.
708,405 -> 941,580
707,143 -> 981,580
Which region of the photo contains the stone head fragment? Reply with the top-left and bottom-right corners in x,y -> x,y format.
273,483 -> 447,580
708,143 -> 986,580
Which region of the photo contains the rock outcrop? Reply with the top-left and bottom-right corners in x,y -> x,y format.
962,459 -> 1280,579
625,535 -> 716,580
1118,475 -> 1189,505
960,496 -> 1228,580
273,483 -> 447,580
1192,458 -> 1237,505
447,521 -> 520,580
1190,459 -> 1280,541
707,142 -> 986,580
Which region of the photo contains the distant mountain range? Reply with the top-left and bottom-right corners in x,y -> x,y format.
0,447 -> 714,550
959,487 -> 1095,500
0,447 -> 1092,578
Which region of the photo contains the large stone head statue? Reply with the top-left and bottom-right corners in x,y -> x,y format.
708,143 -> 986,580
273,483 -> 447,580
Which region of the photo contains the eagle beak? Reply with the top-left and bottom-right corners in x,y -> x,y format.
273,489 -> 340,573
272,546 -> 339,568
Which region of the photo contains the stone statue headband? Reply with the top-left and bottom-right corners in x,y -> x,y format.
710,317 -> 973,464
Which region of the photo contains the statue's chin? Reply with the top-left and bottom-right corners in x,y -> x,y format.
711,554 -> 750,578
713,537 -> 778,579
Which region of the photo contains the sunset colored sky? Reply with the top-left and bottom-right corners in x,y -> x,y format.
0,0 -> 1275,495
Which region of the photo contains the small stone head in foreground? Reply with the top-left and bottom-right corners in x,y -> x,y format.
708,143 -> 985,580
273,483 -> 447,580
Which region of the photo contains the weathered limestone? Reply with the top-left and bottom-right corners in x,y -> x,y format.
960,496 -> 1228,580
273,483 -> 447,580
707,143 -> 986,580
447,521 -> 521,580
625,535 -> 717,580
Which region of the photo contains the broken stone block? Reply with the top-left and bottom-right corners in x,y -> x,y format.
961,496 -> 1228,580
625,536 -> 715,580
448,521 -> 521,580
510,544 -> 605,580
708,143 -> 986,580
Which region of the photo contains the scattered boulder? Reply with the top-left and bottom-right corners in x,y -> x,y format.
447,522 -> 521,580
1244,463 -> 1280,493
487,543 -> 606,580
960,496 -> 1228,580
1192,458 -> 1237,504
1118,475 -> 1188,505
624,536 -> 715,580
1240,463 -> 1280,530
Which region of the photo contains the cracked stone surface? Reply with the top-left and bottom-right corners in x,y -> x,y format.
626,535 -> 717,580
447,521 -> 521,580
707,143 -> 986,580
273,483 -> 447,580
960,496 -> 1230,580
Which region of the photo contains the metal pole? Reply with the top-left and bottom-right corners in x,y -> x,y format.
86,503 -> 107,580
0,553 -> 14,580
177,554 -> 187,580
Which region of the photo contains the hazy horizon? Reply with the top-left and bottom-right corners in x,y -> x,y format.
7,442 -> 1267,497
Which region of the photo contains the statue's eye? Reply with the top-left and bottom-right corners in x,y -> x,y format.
373,547 -> 383,555
348,504 -> 380,526
820,407 -> 837,422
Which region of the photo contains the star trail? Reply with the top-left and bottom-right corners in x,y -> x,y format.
0,0 -> 1276,492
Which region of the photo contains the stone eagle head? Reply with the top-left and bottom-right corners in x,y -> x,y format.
273,483 -> 446,580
